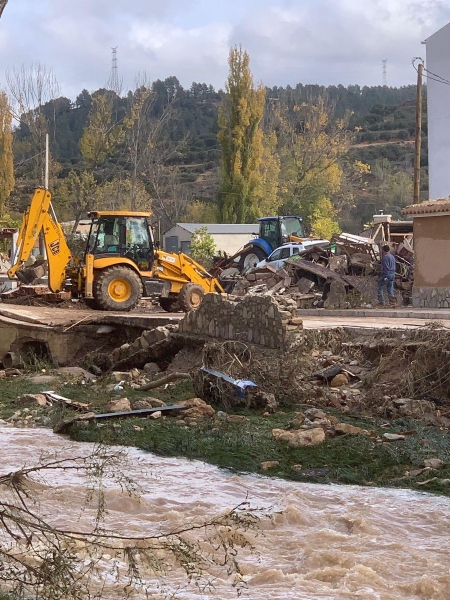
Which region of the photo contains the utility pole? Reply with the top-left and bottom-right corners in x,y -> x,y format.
413,60 -> 424,204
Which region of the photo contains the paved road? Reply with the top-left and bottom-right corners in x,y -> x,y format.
0,304 -> 449,331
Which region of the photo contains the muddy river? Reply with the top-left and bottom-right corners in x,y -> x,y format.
1,426 -> 450,599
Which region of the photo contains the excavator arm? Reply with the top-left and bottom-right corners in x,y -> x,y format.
154,250 -> 224,294
8,188 -> 72,293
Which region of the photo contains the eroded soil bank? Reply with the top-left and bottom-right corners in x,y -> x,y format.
1,325 -> 450,496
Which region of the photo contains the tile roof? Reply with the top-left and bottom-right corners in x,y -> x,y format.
402,198 -> 450,216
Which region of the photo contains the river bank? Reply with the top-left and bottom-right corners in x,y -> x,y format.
1,369 -> 450,497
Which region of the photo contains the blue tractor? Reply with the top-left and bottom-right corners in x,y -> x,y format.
237,215 -> 305,272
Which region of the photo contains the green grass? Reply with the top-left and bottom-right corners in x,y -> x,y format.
2,374 -> 450,496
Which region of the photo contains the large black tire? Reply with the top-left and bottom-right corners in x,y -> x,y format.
237,246 -> 267,273
159,297 -> 181,312
93,266 -> 142,311
83,297 -> 101,310
178,283 -> 205,312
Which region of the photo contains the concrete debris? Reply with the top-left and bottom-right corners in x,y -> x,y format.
217,227 -> 414,308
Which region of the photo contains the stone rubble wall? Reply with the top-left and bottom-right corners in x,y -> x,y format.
412,286 -> 450,308
178,293 -> 302,350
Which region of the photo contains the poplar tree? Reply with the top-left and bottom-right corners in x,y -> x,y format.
218,47 -> 265,223
0,91 -> 14,217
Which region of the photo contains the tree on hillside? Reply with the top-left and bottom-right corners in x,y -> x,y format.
6,63 -> 60,183
93,176 -> 152,212
218,46 -> 265,223
0,91 -> 14,217
57,170 -> 97,233
79,93 -> 123,171
276,98 -> 352,231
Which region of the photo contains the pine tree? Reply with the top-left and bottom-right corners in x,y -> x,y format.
218,47 -> 265,223
0,91 -> 14,217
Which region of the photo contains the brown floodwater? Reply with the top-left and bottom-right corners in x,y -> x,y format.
1,425 -> 450,599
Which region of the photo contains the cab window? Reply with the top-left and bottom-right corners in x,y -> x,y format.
280,247 -> 290,259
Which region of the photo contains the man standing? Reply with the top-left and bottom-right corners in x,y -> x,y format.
378,245 -> 396,305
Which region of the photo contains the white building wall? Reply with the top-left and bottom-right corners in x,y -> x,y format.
426,23 -> 450,200
209,233 -> 251,255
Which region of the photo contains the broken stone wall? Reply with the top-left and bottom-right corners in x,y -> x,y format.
412,286 -> 450,308
178,294 -> 302,350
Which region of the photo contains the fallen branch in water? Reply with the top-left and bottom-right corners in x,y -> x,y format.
136,371 -> 190,391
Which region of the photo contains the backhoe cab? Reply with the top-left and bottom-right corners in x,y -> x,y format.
8,188 -> 223,312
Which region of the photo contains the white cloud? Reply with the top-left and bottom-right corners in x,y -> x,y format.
1,0 -> 450,97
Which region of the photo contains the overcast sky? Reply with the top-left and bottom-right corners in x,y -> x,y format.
1,0 -> 449,99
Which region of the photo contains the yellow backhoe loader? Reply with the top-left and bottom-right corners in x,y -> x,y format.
8,188 -> 223,312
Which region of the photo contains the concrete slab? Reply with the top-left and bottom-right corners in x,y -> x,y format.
0,305 -> 182,329
297,307 -> 450,320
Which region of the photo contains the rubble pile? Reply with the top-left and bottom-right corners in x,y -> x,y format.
220,231 -> 414,308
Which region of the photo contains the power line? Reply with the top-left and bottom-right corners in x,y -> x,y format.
412,57 -> 450,87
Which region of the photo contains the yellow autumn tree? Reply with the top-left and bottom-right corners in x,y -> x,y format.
0,91 -> 14,217
217,46 -> 265,223
79,93 -> 123,169
255,131 -> 281,216
277,98 -> 352,231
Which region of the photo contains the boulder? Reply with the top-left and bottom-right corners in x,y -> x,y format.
330,373 -> 349,388
226,415 -> 247,423
290,412 -> 306,429
16,394 -> 47,407
382,433 -> 405,441
58,367 -> 96,380
106,397 -> 131,413
142,397 -> 167,408
131,400 -> 153,410
260,460 -> 280,471
272,427 -> 325,447
335,423 -> 369,435
143,362 -> 161,375
130,368 -> 141,380
305,408 -> 327,421
149,411 -> 162,419
111,371 -> 132,382
423,458 -> 444,469
177,398 -> 215,419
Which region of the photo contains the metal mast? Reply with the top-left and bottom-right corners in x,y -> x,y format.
382,59 -> 388,86
107,46 -> 122,95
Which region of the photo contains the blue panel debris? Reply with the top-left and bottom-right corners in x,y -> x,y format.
201,366 -> 257,399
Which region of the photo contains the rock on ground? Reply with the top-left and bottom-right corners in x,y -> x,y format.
272,427 -> 326,447
177,398 -> 215,419
106,398 -> 131,413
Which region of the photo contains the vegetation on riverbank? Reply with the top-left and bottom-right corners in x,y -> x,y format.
1,375 -> 450,498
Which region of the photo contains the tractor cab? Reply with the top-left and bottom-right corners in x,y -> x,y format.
86,211 -> 155,272
258,216 -> 305,252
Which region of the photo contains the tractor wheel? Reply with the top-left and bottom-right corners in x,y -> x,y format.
158,297 -> 181,312
237,246 -> 266,273
178,283 -> 205,312
83,297 -> 101,310
93,266 -> 142,311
